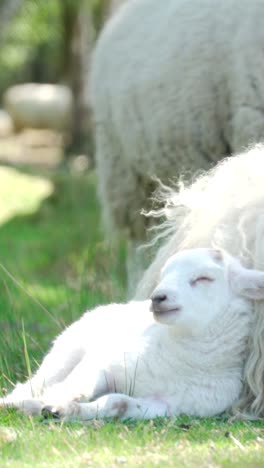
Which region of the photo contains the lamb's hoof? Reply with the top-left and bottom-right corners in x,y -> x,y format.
41,406 -> 61,420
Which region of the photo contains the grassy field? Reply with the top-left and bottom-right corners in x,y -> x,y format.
0,164 -> 264,467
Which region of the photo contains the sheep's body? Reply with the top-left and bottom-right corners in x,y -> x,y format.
2,247 -> 264,421
90,0 -> 264,249
136,144 -> 264,418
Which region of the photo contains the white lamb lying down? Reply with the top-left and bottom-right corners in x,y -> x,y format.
2,247 -> 264,421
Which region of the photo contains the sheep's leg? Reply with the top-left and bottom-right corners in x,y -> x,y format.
41,356 -> 112,409
0,323 -> 87,408
0,348 -> 82,414
1,354 -> 112,417
232,107 -> 264,152
42,393 -> 171,421
0,351 -> 84,407
95,125 -> 151,298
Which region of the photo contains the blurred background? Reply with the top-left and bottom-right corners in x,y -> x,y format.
0,0 -> 124,165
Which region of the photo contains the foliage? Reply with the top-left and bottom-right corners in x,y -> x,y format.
0,0 -> 63,97
0,0 -> 108,100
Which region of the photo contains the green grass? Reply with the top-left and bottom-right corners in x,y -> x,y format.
0,166 -> 126,386
0,165 -> 264,467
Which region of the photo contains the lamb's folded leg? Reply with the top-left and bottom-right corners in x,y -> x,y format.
42,393 -> 172,421
41,357 -> 112,410
0,356 -> 110,417
0,397 -> 44,416
0,321 -> 87,409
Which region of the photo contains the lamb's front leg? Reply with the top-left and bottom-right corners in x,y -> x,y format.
0,345 -> 84,412
0,319 -> 87,410
43,393 -> 172,421
1,356 -> 111,417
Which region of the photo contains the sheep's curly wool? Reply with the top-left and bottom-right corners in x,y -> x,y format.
90,0 -> 264,242
136,143 -> 264,418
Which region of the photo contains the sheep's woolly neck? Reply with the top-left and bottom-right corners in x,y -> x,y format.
167,298 -> 251,376
136,144 -> 264,418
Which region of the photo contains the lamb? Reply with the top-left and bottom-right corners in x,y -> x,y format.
1,247 -> 264,421
90,0 -> 264,290
136,143 -> 264,418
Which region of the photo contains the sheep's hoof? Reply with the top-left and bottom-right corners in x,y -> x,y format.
41,406 -> 61,420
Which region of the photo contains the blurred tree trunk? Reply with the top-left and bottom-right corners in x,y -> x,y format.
0,0 -> 23,43
60,0 -> 125,156
60,0 -> 95,156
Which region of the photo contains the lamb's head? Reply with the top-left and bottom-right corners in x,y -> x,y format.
150,247 -> 264,334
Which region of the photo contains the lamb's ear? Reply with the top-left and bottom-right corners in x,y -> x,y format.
229,264 -> 264,300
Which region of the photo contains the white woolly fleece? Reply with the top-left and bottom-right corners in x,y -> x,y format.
135,143 -> 264,419
90,0 -> 264,240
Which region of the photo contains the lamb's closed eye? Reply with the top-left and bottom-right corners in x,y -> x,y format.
190,276 -> 215,286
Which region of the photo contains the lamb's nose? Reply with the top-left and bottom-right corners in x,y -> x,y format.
151,293 -> 167,304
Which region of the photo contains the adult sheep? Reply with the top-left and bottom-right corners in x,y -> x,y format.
90,0 -> 264,290
136,143 -> 264,418
1,247 -> 264,421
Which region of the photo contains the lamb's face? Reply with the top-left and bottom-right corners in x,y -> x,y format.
150,248 -> 235,333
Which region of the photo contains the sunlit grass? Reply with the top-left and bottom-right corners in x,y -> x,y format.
0,415 -> 264,467
0,166 -> 53,223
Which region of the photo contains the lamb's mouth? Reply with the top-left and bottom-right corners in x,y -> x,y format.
151,307 -> 181,317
